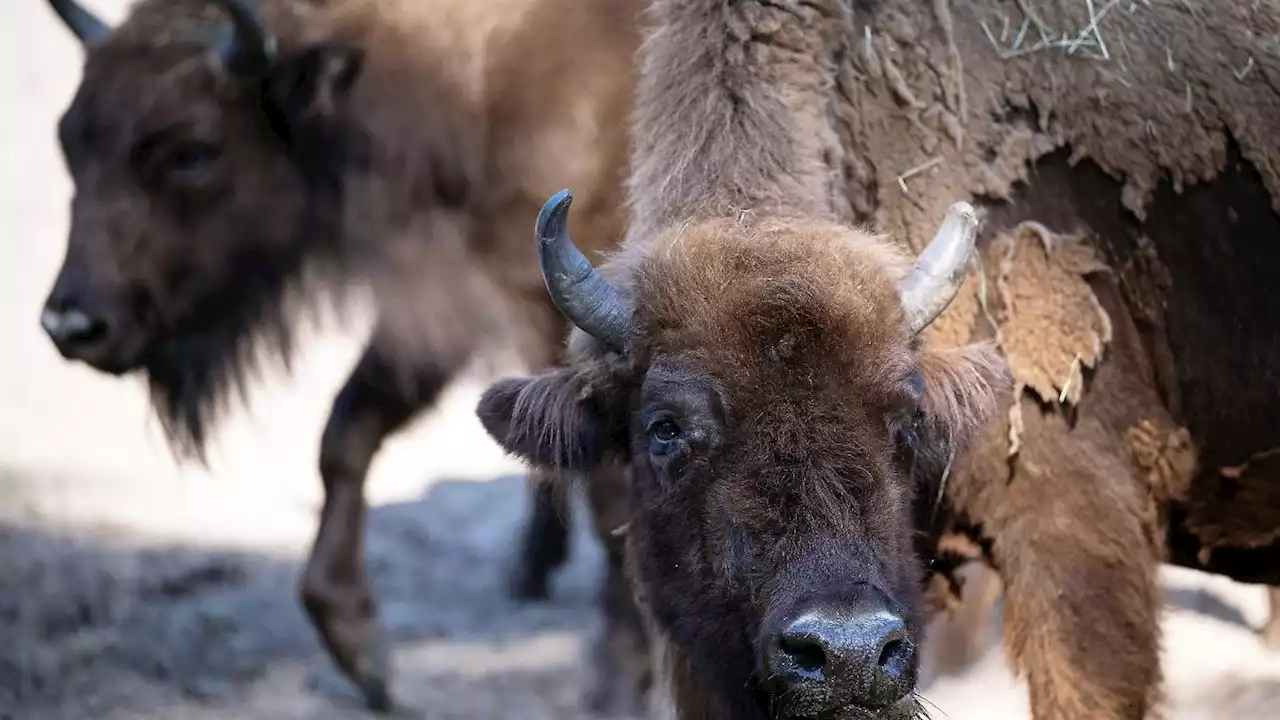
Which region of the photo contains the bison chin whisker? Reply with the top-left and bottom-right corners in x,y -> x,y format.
142,262 -> 342,463
144,303 -> 297,463
910,691 -> 939,720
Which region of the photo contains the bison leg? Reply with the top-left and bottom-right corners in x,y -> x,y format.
301,343 -> 454,712
953,399 -> 1162,719
508,469 -> 573,599
584,533 -> 652,715
925,561 -> 1002,678
997,519 -> 1161,720
996,439 -> 1160,715
583,461 -> 651,715
1264,587 -> 1280,650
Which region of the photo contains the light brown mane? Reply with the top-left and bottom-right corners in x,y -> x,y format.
623,0 -> 855,244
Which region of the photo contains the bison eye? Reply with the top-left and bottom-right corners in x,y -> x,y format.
132,128 -> 223,191
163,142 -> 222,184
894,416 -> 921,452
646,416 -> 684,456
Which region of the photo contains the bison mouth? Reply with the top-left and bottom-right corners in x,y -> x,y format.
36,284 -> 276,459
786,697 -> 924,720
54,337 -> 144,377
757,591 -> 921,720
40,305 -> 148,377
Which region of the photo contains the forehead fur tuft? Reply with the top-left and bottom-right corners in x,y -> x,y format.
627,217 -> 915,384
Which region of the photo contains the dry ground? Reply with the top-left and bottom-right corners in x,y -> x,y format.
3,2 -> 1280,719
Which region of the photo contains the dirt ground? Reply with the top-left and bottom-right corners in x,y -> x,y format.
3,2 -> 1280,719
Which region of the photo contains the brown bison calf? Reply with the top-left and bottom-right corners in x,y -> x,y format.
39,0 -> 637,710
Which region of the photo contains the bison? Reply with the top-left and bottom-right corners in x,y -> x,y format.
38,0 -> 640,710
477,0 -> 1011,717
480,0 -> 1280,719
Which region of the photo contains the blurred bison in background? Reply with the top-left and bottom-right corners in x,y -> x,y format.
38,0 -> 638,710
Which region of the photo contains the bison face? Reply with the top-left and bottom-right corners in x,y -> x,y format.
482,355 -> 939,718
41,0 -> 363,451
45,65 -> 296,373
624,353 -> 928,718
478,195 -> 1011,718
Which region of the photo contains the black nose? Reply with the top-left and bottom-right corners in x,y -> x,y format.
763,602 -> 915,710
41,303 -> 109,354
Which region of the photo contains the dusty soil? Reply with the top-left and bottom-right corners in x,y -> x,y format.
3,2 -> 1279,719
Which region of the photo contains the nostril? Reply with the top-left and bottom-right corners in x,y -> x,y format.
778,633 -> 826,674
68,313 -> 107,343
42,307 -> 108,346
41,309 -> 62,336
877,637 -> 908,674
763,605 -> 915,713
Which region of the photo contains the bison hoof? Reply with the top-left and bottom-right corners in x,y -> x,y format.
1264,626 -> 1280,652
352,627 -> 395,712
362,683 -> 394,714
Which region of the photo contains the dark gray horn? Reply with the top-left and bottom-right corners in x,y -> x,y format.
48,0 -> 110,44
898,201 -> 979,335
211,0 -> 277,77
536,190 -> 630,352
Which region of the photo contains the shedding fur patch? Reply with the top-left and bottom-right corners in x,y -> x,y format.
1127,420 -> 1197,504
994,221 -> 1111,408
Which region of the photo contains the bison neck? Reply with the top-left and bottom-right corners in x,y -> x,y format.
624,0 -> 854,245
324,0 -> 492,239
358,116 -> 480,231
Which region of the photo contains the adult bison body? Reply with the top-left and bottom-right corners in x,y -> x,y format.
482,0 -> 1280,718
840,1 -> 1280,716
39,0 -> 638,710
479,0 -> 1011,717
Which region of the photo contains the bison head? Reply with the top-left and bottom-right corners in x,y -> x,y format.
40,0 -> 364,453
478,191 -> 1010,718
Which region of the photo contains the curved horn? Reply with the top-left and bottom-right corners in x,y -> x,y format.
536,190 -> 630,352
899,201 -> 979,335
48,0 -> 110,44
211,0 -> 277,77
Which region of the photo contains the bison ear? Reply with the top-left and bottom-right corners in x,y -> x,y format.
266,43 -> 364,120
908,342 -> 1012,475
477,368 -> 624,472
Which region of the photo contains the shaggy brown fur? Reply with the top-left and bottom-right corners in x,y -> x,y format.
48,0 -> 1280,717
40,0 -> 640,711
830,1 -> 1280,717
482,1 -> 1280,720
478,1 -> 1010,718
